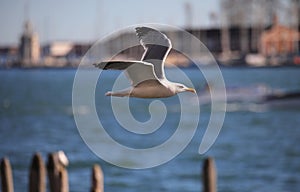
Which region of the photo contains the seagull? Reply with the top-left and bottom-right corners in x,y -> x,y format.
93,26 -> 196,98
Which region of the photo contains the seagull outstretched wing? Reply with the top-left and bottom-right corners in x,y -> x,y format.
135,27 -> 172,79
93,61 -> 159,86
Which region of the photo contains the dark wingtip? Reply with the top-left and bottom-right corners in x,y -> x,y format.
135,26 -> 154,39
135,27 -> 143,39
93,62 -> 107,69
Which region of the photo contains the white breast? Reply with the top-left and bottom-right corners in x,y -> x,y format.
131,84 -> 175,98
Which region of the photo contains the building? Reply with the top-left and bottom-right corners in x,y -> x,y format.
260,16 -> 300,56
40,42 -> 92,67
19,21 -> 40,66
41,42 -> 73,67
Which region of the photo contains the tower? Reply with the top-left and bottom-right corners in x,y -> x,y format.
19,20 -> 40,66
184,2 -> 192,29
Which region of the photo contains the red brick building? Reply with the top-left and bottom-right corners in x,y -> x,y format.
260,17 -> 300,56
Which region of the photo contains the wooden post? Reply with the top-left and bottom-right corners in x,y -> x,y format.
47,151 -> 69,192
90,164 -> 104,192
202,157 -> 217,192
1,157 -> 14,192
29,153 -> 46,192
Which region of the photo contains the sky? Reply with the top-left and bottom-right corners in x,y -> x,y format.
0,0 -> 219,45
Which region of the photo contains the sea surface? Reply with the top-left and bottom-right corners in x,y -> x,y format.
0,67 -> 300,192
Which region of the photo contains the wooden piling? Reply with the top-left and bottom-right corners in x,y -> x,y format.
1,152 -> 107,192
1,157 -> 14,192
90,164 -> 104,192
29,153 -> 46,192
202,157 -> 217,192
47,152 -> 69,192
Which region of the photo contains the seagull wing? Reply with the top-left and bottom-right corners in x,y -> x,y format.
93,61 -> 136,70
135,27 -> 172,80
93,61 -> 160,87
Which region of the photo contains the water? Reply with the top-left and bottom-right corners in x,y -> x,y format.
0,67 -> 300,191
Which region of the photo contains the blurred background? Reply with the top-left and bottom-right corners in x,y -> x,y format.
1,0 -> 300,192
0,0 -> 299,67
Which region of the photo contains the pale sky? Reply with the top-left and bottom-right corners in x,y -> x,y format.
0,0 -> 219,45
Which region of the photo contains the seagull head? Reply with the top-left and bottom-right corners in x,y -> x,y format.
174,83 -> 196,94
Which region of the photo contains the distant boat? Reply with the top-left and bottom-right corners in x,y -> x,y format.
197,83 -> 273,104
195,83 -> 300,111
245,54 -> 266,67
263,91 -> 300,102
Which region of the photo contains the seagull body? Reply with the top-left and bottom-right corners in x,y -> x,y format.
94,26 -> 196,98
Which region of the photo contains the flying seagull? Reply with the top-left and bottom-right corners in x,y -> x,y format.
93,26 -> 196,98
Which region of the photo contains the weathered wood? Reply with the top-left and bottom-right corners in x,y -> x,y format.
1,157 -> 14,192
47,152 -> 69,192
2,152 -> 107,192
90,164 -> 104,192
29,153 -> 46,192
202,157 -> 217,192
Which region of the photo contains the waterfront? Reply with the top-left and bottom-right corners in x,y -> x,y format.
0,67 -> 300,191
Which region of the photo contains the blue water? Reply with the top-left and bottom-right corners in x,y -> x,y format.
0,68 -> 300,192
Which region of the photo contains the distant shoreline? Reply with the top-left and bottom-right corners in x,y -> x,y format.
1,64 -> 300,71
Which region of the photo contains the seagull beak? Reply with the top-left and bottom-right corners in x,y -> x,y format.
185,87 -> 196,93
